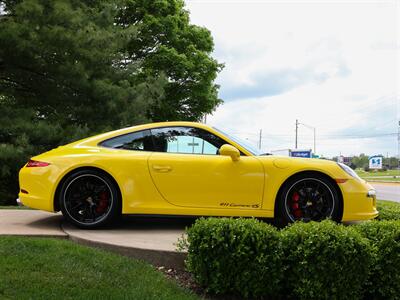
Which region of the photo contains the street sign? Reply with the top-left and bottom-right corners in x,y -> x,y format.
369,155 -> 383,169
290,149 -> 312,158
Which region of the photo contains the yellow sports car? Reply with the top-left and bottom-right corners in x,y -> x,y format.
18,121 -> 378,228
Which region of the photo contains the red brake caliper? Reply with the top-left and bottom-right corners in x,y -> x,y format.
96,191 -> 109,214
292,192 -> 302,218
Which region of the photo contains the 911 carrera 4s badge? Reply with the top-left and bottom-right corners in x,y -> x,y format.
220,203 -> 260,208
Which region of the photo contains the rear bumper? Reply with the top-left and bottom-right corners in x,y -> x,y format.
18,165 -> 58,212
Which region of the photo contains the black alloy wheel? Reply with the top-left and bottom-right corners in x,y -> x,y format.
276,174 -> 341,225
59,170 -> 120,228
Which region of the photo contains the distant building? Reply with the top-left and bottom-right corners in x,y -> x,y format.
338,155 -> 352,166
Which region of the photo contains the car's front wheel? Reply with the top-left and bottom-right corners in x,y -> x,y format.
59,169 -> 120,228
275,173 -> 341,226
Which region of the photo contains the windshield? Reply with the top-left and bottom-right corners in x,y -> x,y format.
213,127 -> 261,156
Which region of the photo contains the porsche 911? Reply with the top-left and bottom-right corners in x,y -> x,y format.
18,121 -> 378,228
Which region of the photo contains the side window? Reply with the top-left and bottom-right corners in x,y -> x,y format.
151,127 -> 226,155
99,130 -> 153,151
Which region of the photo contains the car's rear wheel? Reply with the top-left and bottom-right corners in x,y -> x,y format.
59,170 -> 120,228
275,173 -> 341,226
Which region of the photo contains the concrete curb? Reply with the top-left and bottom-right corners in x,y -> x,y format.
67,233 -> 186,270
0,210 -> 186,270
0,234 -> 68,239
61,220 -> 187,270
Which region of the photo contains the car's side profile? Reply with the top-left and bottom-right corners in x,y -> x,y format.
18,121 -> 378,228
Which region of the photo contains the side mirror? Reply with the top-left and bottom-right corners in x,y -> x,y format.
219,144 -> 240,161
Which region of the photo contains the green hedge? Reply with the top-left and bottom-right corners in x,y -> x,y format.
377,200 -> 400,221
181,218 -> 282,298
182,218 -> 400,299
281,221 -> 371,300
355,220 -> 400,299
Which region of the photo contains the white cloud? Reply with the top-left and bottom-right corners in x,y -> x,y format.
186,0 -> 399,157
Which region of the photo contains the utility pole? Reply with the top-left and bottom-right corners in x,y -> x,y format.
295,119 -> 298,149
313,127 -> 316,154
259,129 -> 262,149
296,120 -> 316,154
398,120 -> 400,170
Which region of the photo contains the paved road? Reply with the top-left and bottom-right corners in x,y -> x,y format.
369,182 -> 400,202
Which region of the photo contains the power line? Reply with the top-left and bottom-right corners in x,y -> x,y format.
234,131 -> 398,139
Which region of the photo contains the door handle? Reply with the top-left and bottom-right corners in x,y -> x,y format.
152,165 -> 172,172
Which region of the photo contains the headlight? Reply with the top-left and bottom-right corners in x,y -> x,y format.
337,162 -> 362,181
367,189 -> 376,198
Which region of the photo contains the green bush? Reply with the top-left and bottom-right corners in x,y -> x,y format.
377,200 -> 400,221
355,220 -> 400,299
181,218 -> 282,298
183,218 -> 400,299
281,220 -> 372,300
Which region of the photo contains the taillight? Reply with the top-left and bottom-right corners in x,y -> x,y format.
26,160 -> 51,167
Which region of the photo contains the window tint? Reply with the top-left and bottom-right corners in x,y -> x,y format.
151,127 -> 226,155
100,130 -> 153,151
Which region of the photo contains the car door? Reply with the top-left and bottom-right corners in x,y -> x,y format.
147,126 -> 264,209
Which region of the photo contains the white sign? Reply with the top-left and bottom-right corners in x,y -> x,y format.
369,155 -> 383,169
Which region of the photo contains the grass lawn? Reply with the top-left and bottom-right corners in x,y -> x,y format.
356,169 -> 400,177
367,177 -> 400,182
356,169 -> 400,182
0,237 -> 198,300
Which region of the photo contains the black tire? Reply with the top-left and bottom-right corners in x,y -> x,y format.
275,173 -> 341,226
59,169 -> 120,229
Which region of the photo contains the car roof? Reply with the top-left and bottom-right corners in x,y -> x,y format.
65,122 -> 254,156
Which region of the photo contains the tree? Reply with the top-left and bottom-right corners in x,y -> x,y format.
117,0 -> 223,121
351,154 -> 369,169
0,0 -> 167,129
0,0 -> 222,204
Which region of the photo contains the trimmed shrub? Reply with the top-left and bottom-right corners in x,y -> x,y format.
355,220 -> 400,299
281,220 -> 372,300
377,200 -> 400,221
181,218 -> 282,298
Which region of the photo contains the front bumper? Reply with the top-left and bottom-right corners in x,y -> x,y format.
341,180 -> 378,221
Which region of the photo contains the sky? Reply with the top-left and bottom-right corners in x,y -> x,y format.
185,0 -> 399,158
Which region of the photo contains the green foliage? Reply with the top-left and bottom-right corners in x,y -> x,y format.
181,218 -> 282,298
117,0 -> 223,121
350,153 -> 399,170
0,0 -> 222,204
281,221 -> 372,300
351,153 -> 369,169
0,0 -> 160,129
355,220 -> 400,299
184,219 -> 389,299
377,200 -> 400,221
